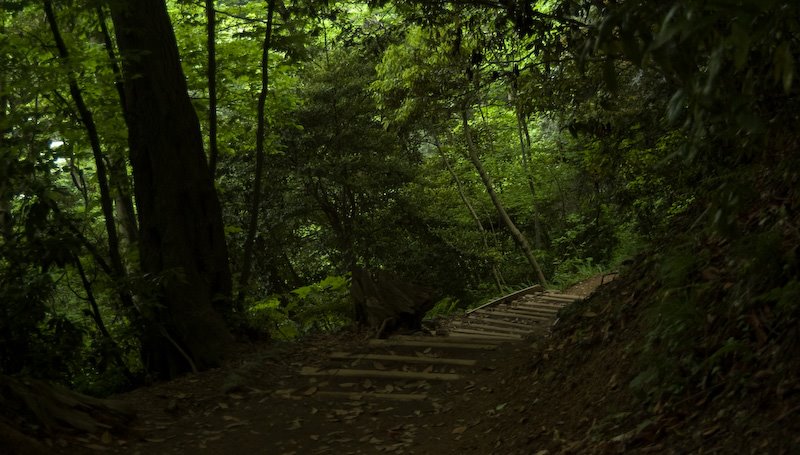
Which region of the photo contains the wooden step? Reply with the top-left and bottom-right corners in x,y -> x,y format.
512,302 -> 562,312
473,308 -> 550,321
518,295 -> 566,305
329,352 -> 477,366
453,321 -> 533,335
447,328 -> 522,340
300,366 -> 461,381
531,297 -> 573,305
544,291 -> 584,300
532,297 -> 576,305
368,339 -> 498,350
314,391 -> 428,401
498,307 -> 556,320
466,316 -> 535,330
390,335 -> 503,345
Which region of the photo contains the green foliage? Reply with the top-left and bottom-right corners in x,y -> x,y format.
3,0 -> 796,402
424,297 -> 461,319
550,257 -> 605,290
248,275 -> 353,339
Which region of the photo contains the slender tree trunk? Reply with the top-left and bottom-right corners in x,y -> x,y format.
513,89 -> 543,249
44,1 -> 147,378
206,0 -> 219,179
96,5 -> 139,245
74,257 -> 135,382
435,141 -> 503,292
44,0 -> 127,285
108,0 -> 233,377
0,9 -> 10,242
236,0 -> 276,311
461,108 -> 548,286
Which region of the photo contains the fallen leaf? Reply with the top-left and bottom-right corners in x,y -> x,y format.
452,426 -> 467,434
303,386 -> 318,396
287,419 -> 302,430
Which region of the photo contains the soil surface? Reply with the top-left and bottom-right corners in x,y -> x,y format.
47,272 -> 798,454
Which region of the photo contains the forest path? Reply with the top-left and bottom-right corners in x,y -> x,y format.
287,288 -> 581,402
66,281 -> 601,454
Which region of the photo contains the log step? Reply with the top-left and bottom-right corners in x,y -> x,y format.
368,339 -> 498,350
300,367 -> 460,381
447,328 -> 522,340
521,297 -> 568,306
466,316 -> 534,330
473,308 -> 548,321
501,308 -> 557,319
390,335 -> 503,345
544,291 -> 584,300
329,352 -> 476,366
511,302 -> 562,313
314,391 -> 428,401
452,321 -> 533,335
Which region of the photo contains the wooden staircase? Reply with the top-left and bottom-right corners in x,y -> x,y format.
281,287 -> 583,402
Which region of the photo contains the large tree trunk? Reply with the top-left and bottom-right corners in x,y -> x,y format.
108,0 -> 233,377
461,108 -> 548,287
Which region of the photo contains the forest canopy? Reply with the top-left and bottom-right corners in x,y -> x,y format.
0,0 -> 798,401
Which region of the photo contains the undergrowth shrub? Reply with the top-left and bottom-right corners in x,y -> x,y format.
629,194 -> 800,410
424,297 -> 460,319
247,275 -> 352,340
551,256 -> 605,289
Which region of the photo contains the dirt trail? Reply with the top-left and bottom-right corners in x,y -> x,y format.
55,278 -> 605,454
